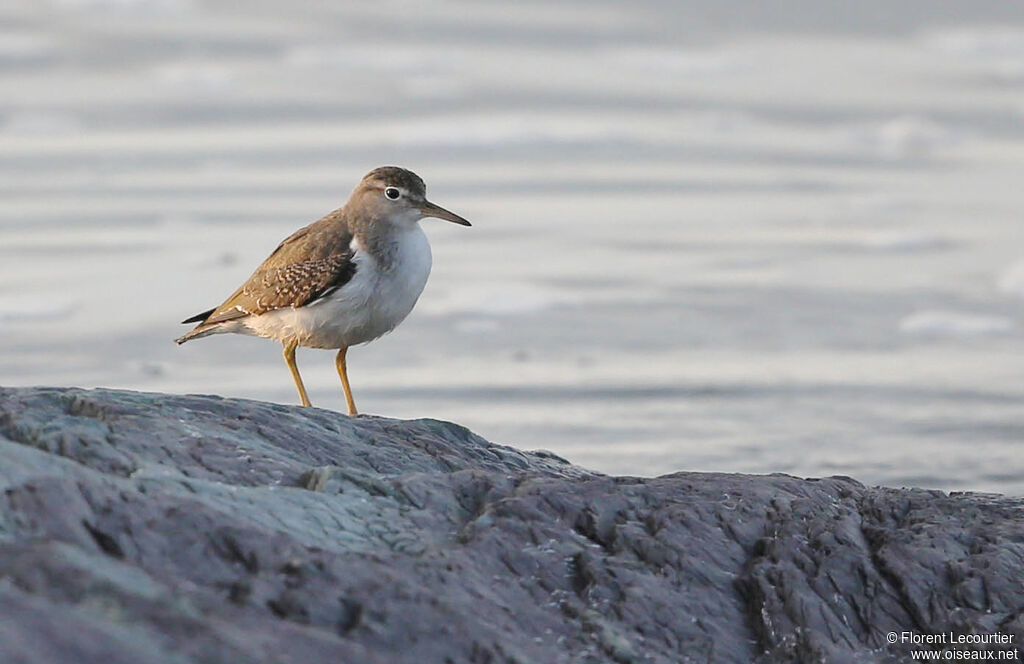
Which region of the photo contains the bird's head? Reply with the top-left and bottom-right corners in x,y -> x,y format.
349,166 -> 471,229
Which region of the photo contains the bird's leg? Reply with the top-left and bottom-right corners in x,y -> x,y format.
283,340 -> 312,407
335,347 -> 358,416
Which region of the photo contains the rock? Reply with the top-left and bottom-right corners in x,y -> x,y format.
0,386 -> 1021,663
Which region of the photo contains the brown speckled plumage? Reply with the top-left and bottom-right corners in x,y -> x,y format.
178,208 -> 353,333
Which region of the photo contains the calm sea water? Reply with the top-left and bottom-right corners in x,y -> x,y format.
2,0 -> 1024,494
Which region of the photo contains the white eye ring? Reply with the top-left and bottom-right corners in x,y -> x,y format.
384,187 -> 401,200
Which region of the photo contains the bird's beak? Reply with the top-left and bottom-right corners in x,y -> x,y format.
419,200 -> 471,226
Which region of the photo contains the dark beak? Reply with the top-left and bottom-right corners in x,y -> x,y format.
419,200 -> 471,226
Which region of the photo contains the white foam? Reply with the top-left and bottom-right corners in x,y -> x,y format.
603,46 -> 754,77
997,259 -> 1024,298
153,62 -> 233,90
856,230 -> 951,252
842,194 -> 918,216
899,310 -> 1013,338
402,76 -> 465,100
923,28 -> 1024,81
285,45 -> 451,73
453,319 -> 501,335
924,28 -> 1024,59
849,115 -> 963,158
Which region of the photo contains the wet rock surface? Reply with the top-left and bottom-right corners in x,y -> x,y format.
0,386 -> 1021,663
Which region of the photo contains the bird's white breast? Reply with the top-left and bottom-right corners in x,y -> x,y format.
244,225 -> 433,349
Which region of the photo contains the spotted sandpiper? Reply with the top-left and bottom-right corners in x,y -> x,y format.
175,166 -> 470,414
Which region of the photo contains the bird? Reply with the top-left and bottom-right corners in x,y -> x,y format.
175,166 -> 470,415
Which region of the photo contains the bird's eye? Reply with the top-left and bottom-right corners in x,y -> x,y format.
384,187 -> 401,200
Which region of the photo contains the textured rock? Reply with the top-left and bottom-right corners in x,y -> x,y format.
0,386 -> 1021,663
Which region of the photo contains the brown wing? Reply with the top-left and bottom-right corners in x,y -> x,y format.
193,212 -> 356,326
203,254 -> 356,324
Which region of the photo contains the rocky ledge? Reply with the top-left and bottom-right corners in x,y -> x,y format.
0,386 -> 1021,663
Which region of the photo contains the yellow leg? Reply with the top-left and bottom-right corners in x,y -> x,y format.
335,347 -> 357,416
283,340 -> 312,407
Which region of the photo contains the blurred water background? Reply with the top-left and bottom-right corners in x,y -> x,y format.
2,0 -> 1024,494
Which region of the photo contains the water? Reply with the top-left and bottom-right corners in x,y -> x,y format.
2,0 -> 1024,494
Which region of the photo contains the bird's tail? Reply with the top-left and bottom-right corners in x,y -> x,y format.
174,325 -> 219,345
175,307 -> 217,344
